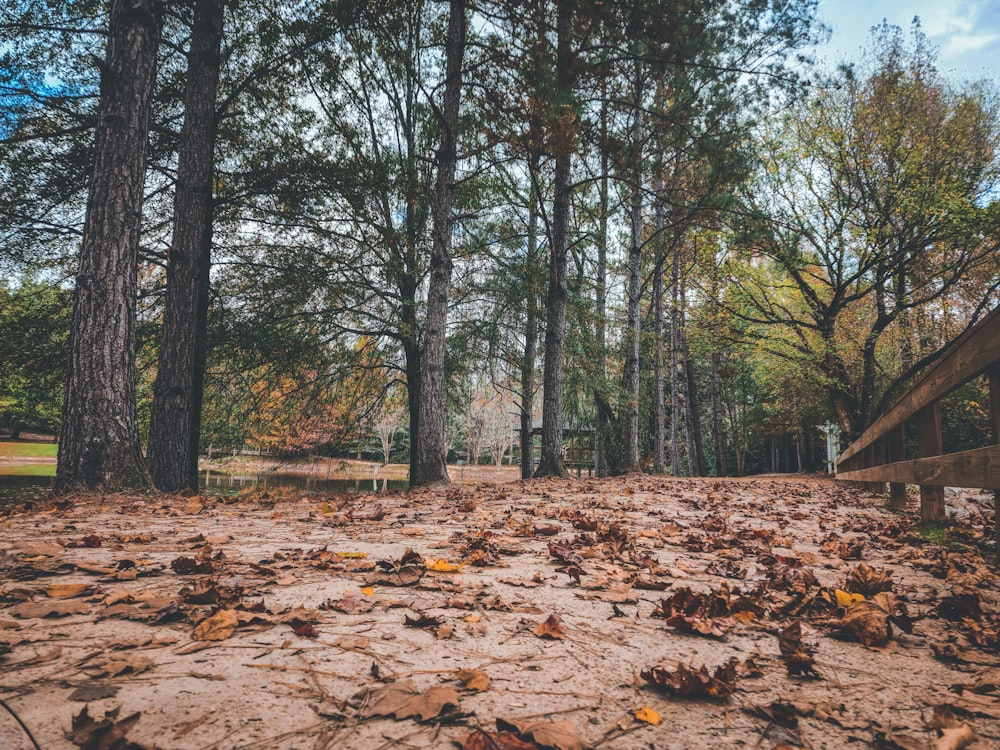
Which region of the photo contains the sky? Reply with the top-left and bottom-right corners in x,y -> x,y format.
810,0 -> 1000,83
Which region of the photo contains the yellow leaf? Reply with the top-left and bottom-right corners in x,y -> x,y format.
834,589 -> 865,608
634,706 -> 663,726
321,502 -> 334,515
338,551 -> 367,559
463,613 -> 481,623
425,559 -> 463,573
361,587 -> 374,596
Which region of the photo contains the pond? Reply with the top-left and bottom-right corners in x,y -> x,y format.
0,470 -> 409,504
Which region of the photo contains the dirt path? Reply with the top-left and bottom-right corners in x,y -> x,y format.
1,475 -> 998,749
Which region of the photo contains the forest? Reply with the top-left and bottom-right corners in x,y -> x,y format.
1,0 -> 998,492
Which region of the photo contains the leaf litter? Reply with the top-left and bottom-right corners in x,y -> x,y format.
2,475 -> 1000,748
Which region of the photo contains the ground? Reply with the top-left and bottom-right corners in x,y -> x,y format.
1,474 -> 999,750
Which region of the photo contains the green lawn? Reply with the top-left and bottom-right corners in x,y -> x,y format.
0,441 -> 58,458
0,463 -> 56,476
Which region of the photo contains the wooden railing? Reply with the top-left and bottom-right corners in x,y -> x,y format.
836,305 -> 1000,522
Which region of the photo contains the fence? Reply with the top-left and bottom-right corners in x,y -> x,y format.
836,305 -> 1000,523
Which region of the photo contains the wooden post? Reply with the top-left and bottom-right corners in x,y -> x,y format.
988,367 -> 1000,556
916,402 -> 945,523
868,440 -> 887,495
888,425 -> 908,511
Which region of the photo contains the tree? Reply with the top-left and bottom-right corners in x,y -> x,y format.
413,0 -> 466,485
730,21 -> 1000,440
56,0 -> 161,492
148,0 -> 225,492
536,0 -> 576,478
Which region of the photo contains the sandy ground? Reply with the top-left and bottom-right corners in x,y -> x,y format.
2,475 -> 1000,750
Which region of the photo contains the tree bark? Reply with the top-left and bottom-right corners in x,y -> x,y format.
412,0 -> 465,486
519,161 -> 540,480
536,0 -> 574,479
148,0 -> 225,493
710,351 -> 727,475
593,86 -> 609,478
669,234 -> 681,475
56,0 -> 161,493
621,56 -> 643,474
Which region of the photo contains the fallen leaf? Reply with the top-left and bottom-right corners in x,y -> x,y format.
350,680 -> 461,722
534,614 -> 567,640
14,541 -> 63,557
290,618 -> 318,637
461,729 -> 540,750
778,620 -> 819,677
171,556 -> 214,575
633,705 -> 663,725
456,668 -> 490,692
426,558 -> 464,572
495,717 -> 586,750
82,654 -> 153,678
12,600 -> 90,619
321,596 -> 374,615
192,609 -> 239,641
405,613 -> 444,629
69,706 -> 148,749
641,659 -> 738,699
846,562 -> 893,596
45,583 -> 92,599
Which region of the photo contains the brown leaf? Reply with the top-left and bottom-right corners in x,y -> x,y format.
81,654 -> 153,678
456,668 -> 490,692
45,583 -> 93,599
462,729 -> 540,750
192,608 -> 239,641
640,659 -> 737,699
845,562 -> 893,597
14,541 -> 64,557
12,600 -> 90,619
405,613 -> 444,629
494,718 -> 586,750
778,619 -> 819,677
171,556 -> 214,575
289,617 -> 318,638
534,614 -> 567,640
69,706 -> 148,750
321,596 -> 375,614
652,586 -> 733,637
350,679 -> 461,722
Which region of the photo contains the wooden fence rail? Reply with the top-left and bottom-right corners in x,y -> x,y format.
836,305 -> 1000,524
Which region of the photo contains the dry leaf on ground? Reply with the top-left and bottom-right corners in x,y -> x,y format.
461,729 -> 540,750
350,680 -> 461,722
641,659 -> 738,699
494,717 -> 586,750
192,608 -> 238,640
69,706 -> 147,750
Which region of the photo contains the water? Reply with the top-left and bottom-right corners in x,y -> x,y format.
0,471 -> 408,504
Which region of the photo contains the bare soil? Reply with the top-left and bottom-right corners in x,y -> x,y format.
1,475 -> 999,750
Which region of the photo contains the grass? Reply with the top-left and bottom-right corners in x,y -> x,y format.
0,441 -> 58,458
0,463 -> 56,476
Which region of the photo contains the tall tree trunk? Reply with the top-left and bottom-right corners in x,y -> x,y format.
56,0 -> 161,493
621,57 -> 643,474
536,0 -> 574,479
148,0 -> 225,492
710,351 -> 727,476
412,0 -> 465,486
652,260 -> 665,473
520,160 -> 540,480
680,294 -> 705,475
669,234 -> 681,475
593,87 -> 609,478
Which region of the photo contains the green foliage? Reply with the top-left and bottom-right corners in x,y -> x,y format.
0,278 -> 70,434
